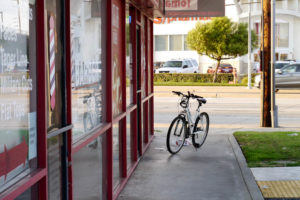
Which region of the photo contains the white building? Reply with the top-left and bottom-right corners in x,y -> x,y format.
154,0 -> 300,74
238,0 -> 300,73
153,0 -> 240,73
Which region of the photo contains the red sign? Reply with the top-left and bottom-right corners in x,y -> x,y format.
165,0 -> 225,17
154,17 -> 211,24
0,138 -> 28,180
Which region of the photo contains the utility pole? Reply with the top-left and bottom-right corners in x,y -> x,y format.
260,0 -> 272,127
248,0 -> 252,89
270,0 -> 278,127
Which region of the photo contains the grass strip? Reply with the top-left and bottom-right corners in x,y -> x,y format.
233,131 -> 300,167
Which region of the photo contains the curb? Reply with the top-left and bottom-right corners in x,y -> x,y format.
228,135 -> 264,200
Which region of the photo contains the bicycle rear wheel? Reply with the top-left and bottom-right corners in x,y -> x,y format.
192,112 -> 209,148
166,116 -> 187,154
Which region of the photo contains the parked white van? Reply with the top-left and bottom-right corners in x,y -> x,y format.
155,59 -> 199,74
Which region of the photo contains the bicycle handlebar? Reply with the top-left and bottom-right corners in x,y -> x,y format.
191,93 -> 203,99
172,91 -> 206,104
172,91 -> 183,96
172,91 -> 203,98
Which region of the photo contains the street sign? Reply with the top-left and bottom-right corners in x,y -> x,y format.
164,0 -> 225,17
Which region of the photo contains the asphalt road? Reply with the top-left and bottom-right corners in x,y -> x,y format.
154,86 -> 300,134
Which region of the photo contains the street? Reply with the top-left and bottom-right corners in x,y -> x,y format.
154,86 -> 300,134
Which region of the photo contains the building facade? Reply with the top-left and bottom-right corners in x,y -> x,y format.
153,0 -> 241,73
238,0 -> 300,73
0,0 -> 163,199
153,17 -> 210,73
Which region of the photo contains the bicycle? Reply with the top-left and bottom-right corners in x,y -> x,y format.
166,91 -> 209,154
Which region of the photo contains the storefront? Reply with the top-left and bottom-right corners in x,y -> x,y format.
0,0 -> 163,199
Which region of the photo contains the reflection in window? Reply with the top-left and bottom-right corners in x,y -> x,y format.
71,0 -> 104,142
47,135 -> 62,200
113,122 -> 121,188
147,22 -> 151,95
73,136 -> 103,200
126,8 -> 133,107
15,183 -> 38,200
112,2 -> 123,117
155,35 -> 168,51
0,0 -> 37,192
170,35 -> 183,51
126,115 -> 133,170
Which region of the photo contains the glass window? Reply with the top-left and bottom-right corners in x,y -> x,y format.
47,135 -> 62,200
254,53 -> 260,62
73,136 -> 103,200
148,99 -> 153,139
280,53 -> 288,61
143,103 -> 147,144
184,35 -> 191,51
147,20 -> 151,96
112,2 -> 123,117
70,0 -> 105,142
169,35 -> 183,51
46,1 -> 64,199
113,122 -> 121,188
15,183 -> 38,200
276,0 -> 283,9
126,114 -> 133,170
163,61 -> 182,68
276,23 -> 289,48
283,65 -> 297,73
141,17 -> 146,99
126,7 -> 133,107
0,0 -> 37,193
155,35 -> 168,51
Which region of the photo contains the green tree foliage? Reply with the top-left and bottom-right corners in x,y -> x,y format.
186,17 -> 258,82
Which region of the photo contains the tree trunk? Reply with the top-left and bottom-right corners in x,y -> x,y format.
213,59 -> 221,83
260,0 -> 272,127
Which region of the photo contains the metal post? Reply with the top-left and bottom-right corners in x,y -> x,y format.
248,0 -> 252,89
271,0 -> 278,127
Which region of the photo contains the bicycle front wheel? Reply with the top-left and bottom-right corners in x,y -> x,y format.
166,116 -> 187,154
192,112 -> 209,148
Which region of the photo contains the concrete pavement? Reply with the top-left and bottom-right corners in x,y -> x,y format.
118,133 -> 263,200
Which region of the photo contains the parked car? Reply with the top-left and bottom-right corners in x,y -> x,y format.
274,61 -> 294,73
254,63 -> 300,89
207,63 -> 233,73
155,58 -> 199,73
153,62 -> 164,73
253,60 -> 295,73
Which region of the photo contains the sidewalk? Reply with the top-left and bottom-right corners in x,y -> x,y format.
118,132 -> 263,200
118,87 -> 300,200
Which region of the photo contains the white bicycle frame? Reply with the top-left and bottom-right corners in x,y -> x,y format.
179,101 -> 201,136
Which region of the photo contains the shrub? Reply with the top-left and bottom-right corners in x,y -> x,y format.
154,73 -> 234,83
240,73 -> 259,84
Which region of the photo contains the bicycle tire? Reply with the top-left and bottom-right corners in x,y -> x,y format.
192,112 -> 209,148
166,116 -> 187,154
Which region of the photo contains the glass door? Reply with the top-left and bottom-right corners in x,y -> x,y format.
45,0 -> 70,199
